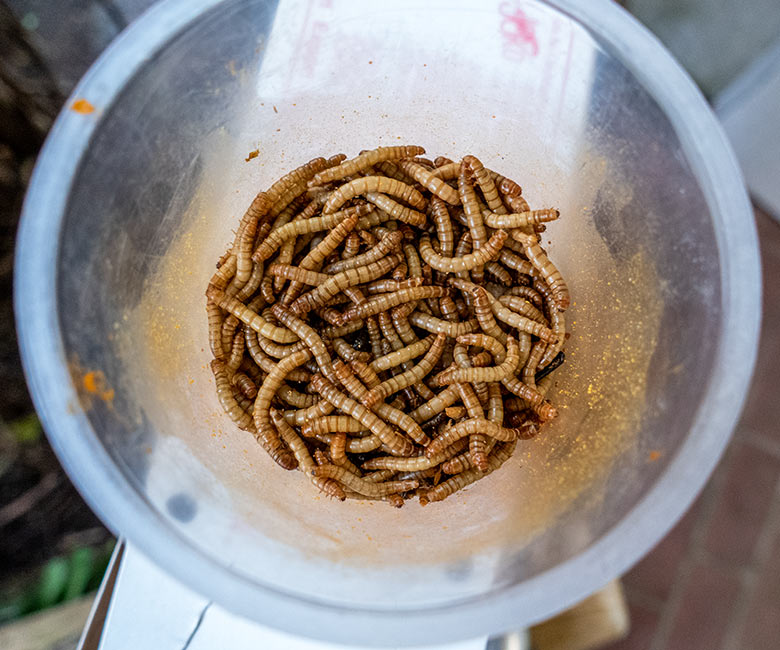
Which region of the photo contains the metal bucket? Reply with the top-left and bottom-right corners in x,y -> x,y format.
14,0 -> 760,645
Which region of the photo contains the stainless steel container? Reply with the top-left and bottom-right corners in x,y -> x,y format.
14,0 -> 760,645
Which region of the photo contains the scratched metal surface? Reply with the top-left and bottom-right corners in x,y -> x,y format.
15,0 -> 758,645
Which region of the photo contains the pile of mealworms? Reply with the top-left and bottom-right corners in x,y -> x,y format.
206,145 -> 569,507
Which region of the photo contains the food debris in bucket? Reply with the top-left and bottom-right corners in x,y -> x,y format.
204,145 -> 569,506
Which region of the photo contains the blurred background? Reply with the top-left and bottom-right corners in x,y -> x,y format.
0,1 -> 778,649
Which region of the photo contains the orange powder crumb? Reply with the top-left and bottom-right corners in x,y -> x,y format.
245,149 -> 259,162
83,371 -> 99,393
648,450 -> 662,462
71,98 -> 95,114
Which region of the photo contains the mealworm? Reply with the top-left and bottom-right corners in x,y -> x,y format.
484,261 -> 513,286
438,295 -> 459,323
483,208 -> 559,230
322,231 -> 403,275
377,310 -> 406,358
253,349 -> 311,469
226,330 -> 245,373
270,304 -> 337,383
475,383 -> 504,471
403,241 -> 423,280
363,278 -> 423,294
332,337 -> 372,363
390,302 -> 419,345
282,213 -> 361,305
364,192 -> 427,227
312,465 -> 418,497
271,409 -> 346,500
260,272 -> 276,304
357,229 -> 377,247
282,398 -> 334,426
523,339 -> 546,386
311,375 -> 415,457
487,291 -> 555,342
275,384 -> 316,409
470,350 -> 493,368
329,433 -> 362,475
425,418 -> 520,458
255,327 -> 307,359
390,258 -> 407,281
334,360 -> 429,446
243,328 -> 308,382
362,439 -> 468,472
500,376 -> 557,422
291,254 -> 399,316
347,435 -> 383,454
340,286 -> 448,323
253,204 -> 373,263
452,343 -> 490,402
418,229 -> 507,273
498,249 -> 535,278
266,156 -> 328,209
539,307 -> 566,369
209,253 -> 236,290
430,196 -> 455,257
397,160 -> 460,205
323,176 -> 426,215
374,160 -> 419,185
363,333 -> 446,407
359,315 -> 382,360
211,359 -> 254,430
407,312 -> 476,337
348,359 -> 382,389
498,295 -> 548,323
231,371 -> 258,399
301,415 -> 365,436
321,320 -> 364,340
454,335 -> 506,367
234,205 -> 264,286
464,285 -> 507,344
267,263 -> 328,286
469,432 -> 489,473
342,231 -> 362,258
420,440 -> 516,505
309,145 -> 425,186
431,161 -> 460,180
235,252 -> 267,303
505,285 -> 544,309
462,155 -> 506,215
511,231 -> 570,311
457,167 -> 487,282
207,286 -> 298,343
490,170 -> 522,198
369,334 -> 435,373
207,301 -> 227,360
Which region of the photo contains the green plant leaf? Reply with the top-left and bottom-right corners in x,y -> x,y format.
8,413 -> 42,444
